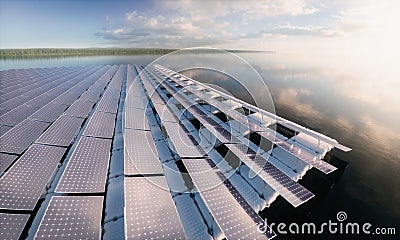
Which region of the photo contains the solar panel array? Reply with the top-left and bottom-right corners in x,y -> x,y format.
0,64 -> 349,239
182,159 -> 275,239
149,66 -> 315,207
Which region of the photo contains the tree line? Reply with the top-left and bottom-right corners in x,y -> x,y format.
0,48 -> 177,59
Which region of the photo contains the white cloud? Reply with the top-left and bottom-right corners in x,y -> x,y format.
267,24 -> 344,37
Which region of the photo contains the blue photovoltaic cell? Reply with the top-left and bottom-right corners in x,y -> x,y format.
56,137 -> 111,193
29,102 -> 69,123
124,177 -> 186,239
96,96 -> 119,114
63,100 -> 96,118
0,153 -> 18,174
0,213 -> 30,240
0,104 -> 40,127
162,122 -> 205,158
36,115 -> 84,147
83,111 -> 116,139
0,144 -> 66,210
0,120 -> 50,154
35,196 -> 103,239
124,129 -> 163,175
124,107 -> 150,130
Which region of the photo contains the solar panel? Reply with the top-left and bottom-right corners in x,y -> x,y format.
83,111 -> 116,139
153,103 -> 178,123
56,136 -> 111,193
124,107 -> 150,130
162,122 -> 205,158
25,94 -> 54,108
79,90 -> 102,103
52,92 -> 81,105
35,196 -> 103,239
124,129 -> 163,175
36,115 -> 84,147
0,119 -> 50,154
225,143 -> 314,207
0,213 -> 30,240
0,144 -> 66,210
0,104 -> 40,127
0,95 -> 29,110
124,95 -> 148,109
124,177 -> 186,239
96,96 -> 119,114
258,130 -> 337,174
29,102 -> 69,123
182,159 -> 275,239
0,153 -> 18,174
63,100 -> 95,118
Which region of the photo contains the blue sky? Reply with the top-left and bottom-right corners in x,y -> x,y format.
1,0 -> 399,56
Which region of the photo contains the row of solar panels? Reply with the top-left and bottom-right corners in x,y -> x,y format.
0,65 -> 125,239
135,66 -> 276,239
146,66 -> 314,207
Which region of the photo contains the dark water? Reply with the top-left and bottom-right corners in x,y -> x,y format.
1,53 -> 399,239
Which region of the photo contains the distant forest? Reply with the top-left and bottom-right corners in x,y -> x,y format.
0,48 -> 177,59
0,48 -> 267,59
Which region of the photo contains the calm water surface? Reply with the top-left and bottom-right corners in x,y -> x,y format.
1,53 -> 398,239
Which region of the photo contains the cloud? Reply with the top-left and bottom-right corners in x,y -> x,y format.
95,1 -> 344,47
266,25 -> 344,37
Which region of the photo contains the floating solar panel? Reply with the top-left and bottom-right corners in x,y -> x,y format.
182,159 -> 275,239
0,120 -> 50,154
225,143 -> 314,207
0,95 -> 29,110
52,92 -> 81,105
29,102 -> 69,123
124,107 -> 150,130
0,144 -> 66,210
0,104 -> 40,127
96,96 -> 119,114
124,177 -> 186,239
258,130 -> 337,174
78,90 -> 102,103
83,111 -> 116,139
124,129 -> 163,175
25,94 -> 54,108
36,115 -> 84,147
0,153 -> 18,175
153,103 -> 178,123
35,196 -> 103,239
63,100 -> 95,118
0,213 -> 30,240
56,136 -> 111,193
162,122 -> 205,158
0,153 -> 18,174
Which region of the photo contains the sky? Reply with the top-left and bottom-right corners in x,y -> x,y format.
0,0 -> 399,59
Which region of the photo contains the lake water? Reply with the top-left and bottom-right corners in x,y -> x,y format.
1,53 -> 399,239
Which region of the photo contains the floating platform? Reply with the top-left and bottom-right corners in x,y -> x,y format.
0,64 -> 350,239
